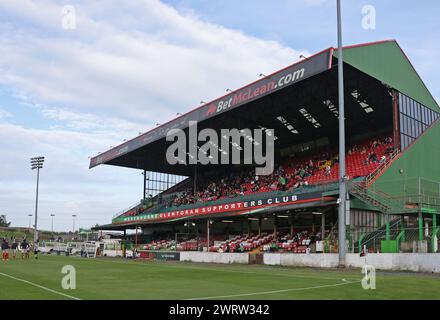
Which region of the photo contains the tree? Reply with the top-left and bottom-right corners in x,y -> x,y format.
0,215 -> 11,227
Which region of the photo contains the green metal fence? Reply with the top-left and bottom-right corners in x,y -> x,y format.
348,225 -> 439,253
372,177 -> 440,211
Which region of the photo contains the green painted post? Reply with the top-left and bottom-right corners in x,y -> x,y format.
346,228 -> 352,252
432,213 -> 437,253
386,215 -> 390,241
418,212 -> 423,241
358,233 -> 365,253
400,216 -> 405,242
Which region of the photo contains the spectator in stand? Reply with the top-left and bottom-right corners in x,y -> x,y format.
278,175 -> 287,191
365,152 -> 377,164
385,146 -> 394,154
160,135 -> 395,209
325,165 -> 331,176
315,231 -> 322,241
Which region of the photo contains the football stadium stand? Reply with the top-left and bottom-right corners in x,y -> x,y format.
91,40 -> 440,255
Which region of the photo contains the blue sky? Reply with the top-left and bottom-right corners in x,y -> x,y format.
0,0 -> 439,231
163,0 -> 440,100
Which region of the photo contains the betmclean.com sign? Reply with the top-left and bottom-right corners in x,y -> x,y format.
90,49 -> 332,168
114,191 -> 330,224
138,251 -> 180,261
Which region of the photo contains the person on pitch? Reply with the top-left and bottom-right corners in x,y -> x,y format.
21,238 -> 30,259
1,238 -> 10,261
11,239 -> 18,259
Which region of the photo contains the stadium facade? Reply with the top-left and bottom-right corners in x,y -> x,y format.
90,40 -> 440,254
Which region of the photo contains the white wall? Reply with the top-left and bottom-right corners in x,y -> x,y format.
263,253 -> 440,273
178,251 -> 440,272
281,253 -> 339,268
346,253 -> 440,273
263,253 -> 281,265
264,253 -> 339,268
180,252 -> 249,264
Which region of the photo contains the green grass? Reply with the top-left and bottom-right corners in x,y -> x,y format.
0,254 -> 440,300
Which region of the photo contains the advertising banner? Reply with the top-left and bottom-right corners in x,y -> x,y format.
113,191 -> 333,224
139,251 -> 180,261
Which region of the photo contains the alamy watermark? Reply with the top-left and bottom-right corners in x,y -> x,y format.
361,265 -> 376,290
61,265 -> 76,290
61,5 -> 76,30
361,5 -> 376,30
166,121 -> 275,175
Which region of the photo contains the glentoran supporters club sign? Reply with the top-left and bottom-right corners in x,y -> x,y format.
114,191 -> 329,224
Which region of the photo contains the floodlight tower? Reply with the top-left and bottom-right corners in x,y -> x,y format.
336,0 -> 347,267
28,214 -> 32,229
72,214 -> 77,233
50,214 -> 55,234
30,156 -> 45,244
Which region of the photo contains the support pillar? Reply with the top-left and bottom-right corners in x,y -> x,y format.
290,214 -> 295,236
193,165 -> 197,194
258,217 -> 262,236
418,211 -> 424,241
206,219 -> 210,250
273,215 -> 278,238
392,91 -> 400,150
143,170 -> 147,201
400,215 -> 405,242
432,214 -> 437,253
247,219 -> 252,236
123,229 -> 127,258
385,215 -> 390,241
321,214 -> 325,239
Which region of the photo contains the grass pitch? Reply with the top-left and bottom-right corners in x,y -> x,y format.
0,255 -> 439,300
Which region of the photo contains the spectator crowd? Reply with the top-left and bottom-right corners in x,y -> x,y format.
168,135 -> 394,208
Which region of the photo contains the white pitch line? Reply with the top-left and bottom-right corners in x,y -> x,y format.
0,272 -> 81,300
186,279 -> 360,300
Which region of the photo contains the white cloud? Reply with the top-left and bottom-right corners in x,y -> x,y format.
0,0 -> 306,123
0,122 -> 143,231
0,0 -> 308,230
0,109 -> 13,119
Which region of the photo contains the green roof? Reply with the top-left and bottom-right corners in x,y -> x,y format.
334,40 -> 439,111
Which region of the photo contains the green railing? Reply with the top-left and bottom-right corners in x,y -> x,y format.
357,233 -> 365,253
352,224 -> 440,253
349,180 -> 419,215
112,198 -> 160,221
365,149 -> 400,187
371,177 -> 440,213
348,218 -> 401,253
396,229 -> 405,250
